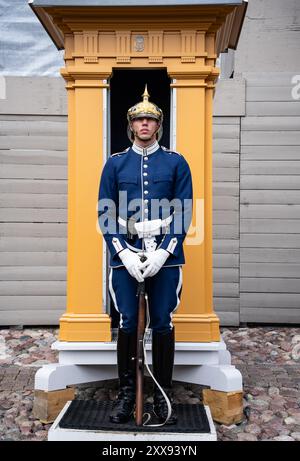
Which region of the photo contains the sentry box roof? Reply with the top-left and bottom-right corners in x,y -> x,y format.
29,0 -> 247,52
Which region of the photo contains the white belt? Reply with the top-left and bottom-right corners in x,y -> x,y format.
118,214 -> 173,238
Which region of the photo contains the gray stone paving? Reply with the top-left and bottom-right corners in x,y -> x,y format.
0,326 -> 299,441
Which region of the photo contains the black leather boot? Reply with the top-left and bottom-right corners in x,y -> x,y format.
152,328 -> 178,425
110,328 -> 137,424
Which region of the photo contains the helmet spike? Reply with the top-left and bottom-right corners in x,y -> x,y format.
142,84 -> 150,101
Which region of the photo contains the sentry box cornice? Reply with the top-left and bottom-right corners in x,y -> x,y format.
29,0 -> 247,53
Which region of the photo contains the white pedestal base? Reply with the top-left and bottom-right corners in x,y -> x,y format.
35,336 -> 242,393
48,401 -> 217,441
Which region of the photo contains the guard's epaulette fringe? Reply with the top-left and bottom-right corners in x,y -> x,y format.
161,146 -> 182,156
111,147 -> 130,157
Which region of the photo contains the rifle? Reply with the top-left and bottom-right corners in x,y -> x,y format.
135,254 -> 147,426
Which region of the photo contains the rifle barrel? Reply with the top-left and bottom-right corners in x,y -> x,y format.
135,280 -> 146,426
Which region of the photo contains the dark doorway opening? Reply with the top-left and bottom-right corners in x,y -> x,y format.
110,69 -> 171,153
109,69 -> 171,329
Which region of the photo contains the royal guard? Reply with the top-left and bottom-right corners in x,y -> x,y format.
98,86 -> 193,425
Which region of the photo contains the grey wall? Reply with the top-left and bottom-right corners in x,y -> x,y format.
235,0 -> 300,324
213,79 -> 245,326
235,0 -> 300,73
0,77 -> 67,325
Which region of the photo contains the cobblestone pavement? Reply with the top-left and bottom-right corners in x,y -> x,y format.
0,326 -> 300,441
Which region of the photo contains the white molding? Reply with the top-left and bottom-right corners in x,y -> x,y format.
51,339 -> 227,351
170,78 -> 177,150
34,337 -> 242,393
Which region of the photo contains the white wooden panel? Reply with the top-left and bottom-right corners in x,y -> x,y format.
241,190 -> 300,205
241,233 -> 300,248
213,168 -> 239,182
212,124 -> 240,139
0,208 -> 67,222
217,311 -> 239,326
213,239 -> 239,254
0,136 -> 67,150
241,176 -> 300,190
240,204 -> 300,219
0,223 -> 67,237
0,237 -> 67,252
0,266 -> 66,281
0,179 -> 67,194
213,78 -> 246,117
241,219 -> 300,233
213,211 -> 239,225
0,164 -> 67,180
214,283 -> 239,297
0,115 -> 66,122
213,254 -> 239,268
213,183 -> 239,196
240,308 -> 300,324
0,310 -> 62,326
240,293 -> 300,309
241,131 -> 300,146
0,252 -> 66,266
213,225 -> 239,239
244,72 -> 298,86
0,194 -> 67,208
240,263 -> 300,278
241,145 -> 300,160
0,281 -> 66,295
247,87 -> 298,102
241,116 -> 300,131
213,117 -> 240,125
241,161 -> 300,176
213,297 -> 239,312
213,138 -> 240,153
213,153 -> 239,168
213,268 -> 239,282
240,278 -> 300,293
213,196 -> 239,210
0,77 -> 67,115
0,120 -> 67,136
0,149 -> 67,165
246,102 -> 300,117
240,248 -> 300,263
0,296 -> 65,309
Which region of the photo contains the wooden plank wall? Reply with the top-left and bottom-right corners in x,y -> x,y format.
213,117 -> 240,326
212,78 -> 245,326
0,77 -> 67,325
240,72 -> 300,324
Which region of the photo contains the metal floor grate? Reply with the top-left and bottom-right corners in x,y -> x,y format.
59,400 -> 210,433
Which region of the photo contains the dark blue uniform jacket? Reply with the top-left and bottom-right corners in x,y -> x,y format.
98,141 -> 193,268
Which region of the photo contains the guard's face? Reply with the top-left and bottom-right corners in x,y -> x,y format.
130,117 -> 159,142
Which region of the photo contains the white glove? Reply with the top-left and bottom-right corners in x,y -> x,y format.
118,248 -> 144,282
138,249 -> 170,278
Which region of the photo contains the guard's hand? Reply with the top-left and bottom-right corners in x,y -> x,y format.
118,248 -> 144,282
138,249 -> 170,278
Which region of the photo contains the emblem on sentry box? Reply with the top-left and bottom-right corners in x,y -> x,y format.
134,35 -> 145,52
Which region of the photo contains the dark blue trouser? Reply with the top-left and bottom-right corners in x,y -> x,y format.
109,266 -> 183,334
